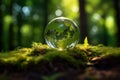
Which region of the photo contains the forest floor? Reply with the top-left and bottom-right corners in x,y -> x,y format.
0,43 -> 120,80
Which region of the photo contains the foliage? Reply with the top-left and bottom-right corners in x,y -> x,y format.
0,0 -> 119,51
86,0 -> 118,46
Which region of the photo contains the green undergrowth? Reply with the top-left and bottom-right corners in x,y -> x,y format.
0,43 -> 120,70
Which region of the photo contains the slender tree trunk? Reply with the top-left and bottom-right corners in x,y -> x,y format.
8,0 -> 14,50
102,15 -> 108,46
9,23 -> 14,50
0,0 -> 3,51
78,0 -> 88,43
114,0 -> 120,46
43,0 -> 48,43
17,12 -> 22,47
43,0 -> 48,27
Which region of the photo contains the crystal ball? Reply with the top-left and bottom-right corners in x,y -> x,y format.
44,17 -> 80,49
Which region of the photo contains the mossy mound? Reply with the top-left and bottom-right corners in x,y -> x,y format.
0,43 -> 88,73
0,43 -> 120,80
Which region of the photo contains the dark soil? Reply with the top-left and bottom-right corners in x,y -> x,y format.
0,56 -> 120,80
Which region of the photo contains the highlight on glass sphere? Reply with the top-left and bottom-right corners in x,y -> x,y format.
44,17 -> 80,49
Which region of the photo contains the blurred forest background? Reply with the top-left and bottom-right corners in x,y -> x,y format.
0,0 -> 120,51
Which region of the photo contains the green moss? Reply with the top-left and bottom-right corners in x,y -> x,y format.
0,42 -> 120,71
0,43 -> 86,70
86,45 -> 120,58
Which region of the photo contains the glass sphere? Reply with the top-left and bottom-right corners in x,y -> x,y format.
44,17 -> 80,49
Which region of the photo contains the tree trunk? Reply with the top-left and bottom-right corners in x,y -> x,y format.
114,0 -> 120,46
43,0 -> 48,43
8,0 -> 14,50
0,0 -> 3,51
78,0 -> 88,43
9,23 -> 14,50
17,12 -> 22,47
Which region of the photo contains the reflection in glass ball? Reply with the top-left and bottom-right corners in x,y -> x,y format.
44,17 -> 80,49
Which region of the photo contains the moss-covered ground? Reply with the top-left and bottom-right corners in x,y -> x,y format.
0,43 -> 120,80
